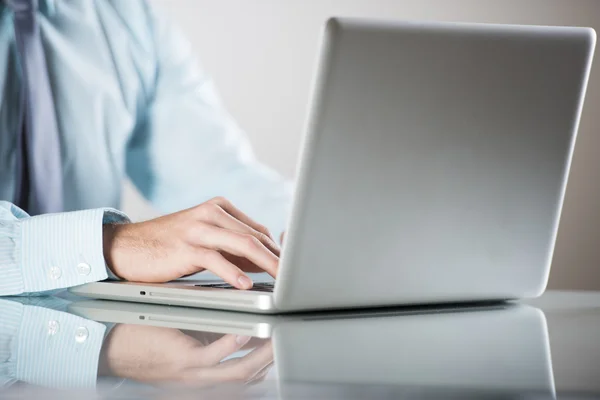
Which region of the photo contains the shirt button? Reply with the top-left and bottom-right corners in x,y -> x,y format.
75,327 -> 89,343
77,262 -> 91,276
48,320 -> 60,336
49,266 -> 62,280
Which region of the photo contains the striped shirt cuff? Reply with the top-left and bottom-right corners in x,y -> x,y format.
17,304 -> 106,389
2,209 -> 129,295
0,300 -> 22,388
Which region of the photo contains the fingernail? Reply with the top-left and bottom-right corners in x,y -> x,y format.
236,335 -> 251,345
238,275 -> 253,289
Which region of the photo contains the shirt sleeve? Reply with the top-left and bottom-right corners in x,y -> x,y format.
0,201 -> 129,296
125,2 -> 293,239
0,297 -> 107,390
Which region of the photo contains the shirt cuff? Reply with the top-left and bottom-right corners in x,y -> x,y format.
15,304 -> 107,389
16,209 -> 130,293
0,300 -> 22,388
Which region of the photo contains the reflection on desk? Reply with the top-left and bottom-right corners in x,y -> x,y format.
1,291 -> 599,399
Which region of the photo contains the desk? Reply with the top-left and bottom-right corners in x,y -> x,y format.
1,290 -> 598,399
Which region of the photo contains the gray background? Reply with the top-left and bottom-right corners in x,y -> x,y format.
124,0 -> 600,290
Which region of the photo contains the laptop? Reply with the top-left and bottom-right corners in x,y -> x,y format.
70,18 -> 596,313
68,299 -> 555,397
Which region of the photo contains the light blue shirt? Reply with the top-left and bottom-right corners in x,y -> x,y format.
0,0 -> 292,295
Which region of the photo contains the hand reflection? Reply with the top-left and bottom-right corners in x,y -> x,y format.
99,324 -> 273,387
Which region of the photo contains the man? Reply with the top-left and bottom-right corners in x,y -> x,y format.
0,0 -> 292,296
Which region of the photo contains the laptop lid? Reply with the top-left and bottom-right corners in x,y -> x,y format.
276,19 -> 596,311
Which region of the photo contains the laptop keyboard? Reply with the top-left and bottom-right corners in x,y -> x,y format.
195,282 -> 275,293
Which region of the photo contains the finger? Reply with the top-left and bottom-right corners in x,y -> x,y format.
219,358 -> 273,385
245,337 -> 269,350
193,334 -> 252,366
197,226 -> 279,278
217,341 -> 274,377
182,331 -> 226,346
196,249 -> 254,289
209,197 -> 274,240
221,253 -> 268,274
196,341 -> 274,384
207,204 -> 281,257
246,361 -> 274,385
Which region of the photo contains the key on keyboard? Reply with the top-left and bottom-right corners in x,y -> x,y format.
195,282 -> 275,292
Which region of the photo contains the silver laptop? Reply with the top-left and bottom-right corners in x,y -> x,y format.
68,299 -> 555,397
70,18 -> 596,313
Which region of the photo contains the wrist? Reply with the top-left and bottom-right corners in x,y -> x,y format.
103,223 -> 130,280
98,323 -> 121,377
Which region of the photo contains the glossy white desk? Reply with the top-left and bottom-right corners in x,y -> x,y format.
1,290 -> 598,399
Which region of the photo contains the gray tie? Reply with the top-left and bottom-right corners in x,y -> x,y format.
7,0 -> 63,215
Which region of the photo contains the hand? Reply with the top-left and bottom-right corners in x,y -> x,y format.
99,324 -> 273,387
103,197 -> 280,289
